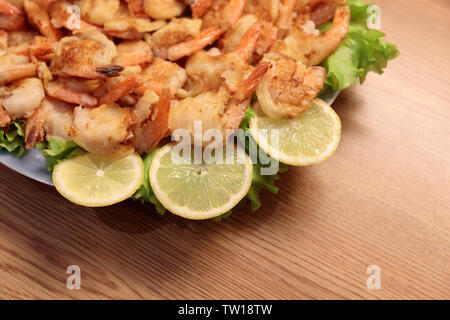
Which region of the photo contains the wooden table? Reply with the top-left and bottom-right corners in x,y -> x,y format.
0,0 -> 449,300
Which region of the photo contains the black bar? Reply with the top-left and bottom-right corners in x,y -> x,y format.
0,300 -> 447,317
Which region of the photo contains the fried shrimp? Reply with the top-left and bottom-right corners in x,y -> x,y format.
75,0 -> 122,26
25,97 -> 75,148
221,15 -> 277,64
184,24 -> 261,94
137,58 -> 187,95
0,54 -> 37,85
256,54 -> 325,119
272,5 -> 350,65
143,0 -> 185,20
169,62 -> 269,145
8,34 -> 54,59
50,30 -> 118,79
124,0 -> 145,16
132,88 -> 171,153
72,103 -> 136,156
113,40 -> 152,66
0,0 -> 21,16
45,79 -> 98,107
295,0 -> 347,25
1,77 -> 45,120
0,0 -> 25,30
201,0 -> 246,31
190,0 -> 214,18
49,0 -> 103,32
167,27 -> 222,61
0,0 -> 355,157
23,0 -> 62,41
149,18 -> 221,61
98,76 -> 139,105
0,105 -> 10,127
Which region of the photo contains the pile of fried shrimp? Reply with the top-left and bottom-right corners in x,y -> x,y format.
0,0 -> 350,156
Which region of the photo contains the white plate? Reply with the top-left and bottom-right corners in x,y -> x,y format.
0,91 -> 340,186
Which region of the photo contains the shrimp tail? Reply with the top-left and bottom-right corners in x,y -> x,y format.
98,76 -> 139,105
191,0 -> 215,18
276,0 -> 296,29
168,27 -> 222,61
233,61 -> 270,103
225,62 -> 271,131
0,63 -> 37,86
224,0 -> 246,28
0,105 -> 11,127
45,81 -> 98,108
0,0 -> 21,16
146,88 -> 171,151
25,109 -> 45,149
133,88 -> 171,153
23,0 -> 62,41
125,0 -> 145,16
235,23 -> 261,62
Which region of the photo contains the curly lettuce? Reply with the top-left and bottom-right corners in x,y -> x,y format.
36,139 -> 85,171
239,108 -> 288,211
0,120 -> 26,157
321,0 -> 399,92
132,147 -> 166,215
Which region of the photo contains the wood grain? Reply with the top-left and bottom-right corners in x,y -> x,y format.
0,0 -> 449,299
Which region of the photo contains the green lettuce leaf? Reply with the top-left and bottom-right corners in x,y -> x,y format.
0,120 -> 26,157
213,211 -> 232,222
38,139 -> 85,171
348,0 -> 373,24
239,107 -> 288,211
132,147 -> 166,215
321,0 -> 399,92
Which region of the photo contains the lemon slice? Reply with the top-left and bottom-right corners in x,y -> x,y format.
249,98 -> 341,166
149,143 -> 253,220
53,152 -> 144,207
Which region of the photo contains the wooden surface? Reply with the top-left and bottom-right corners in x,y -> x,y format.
0,0 -> 449,300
